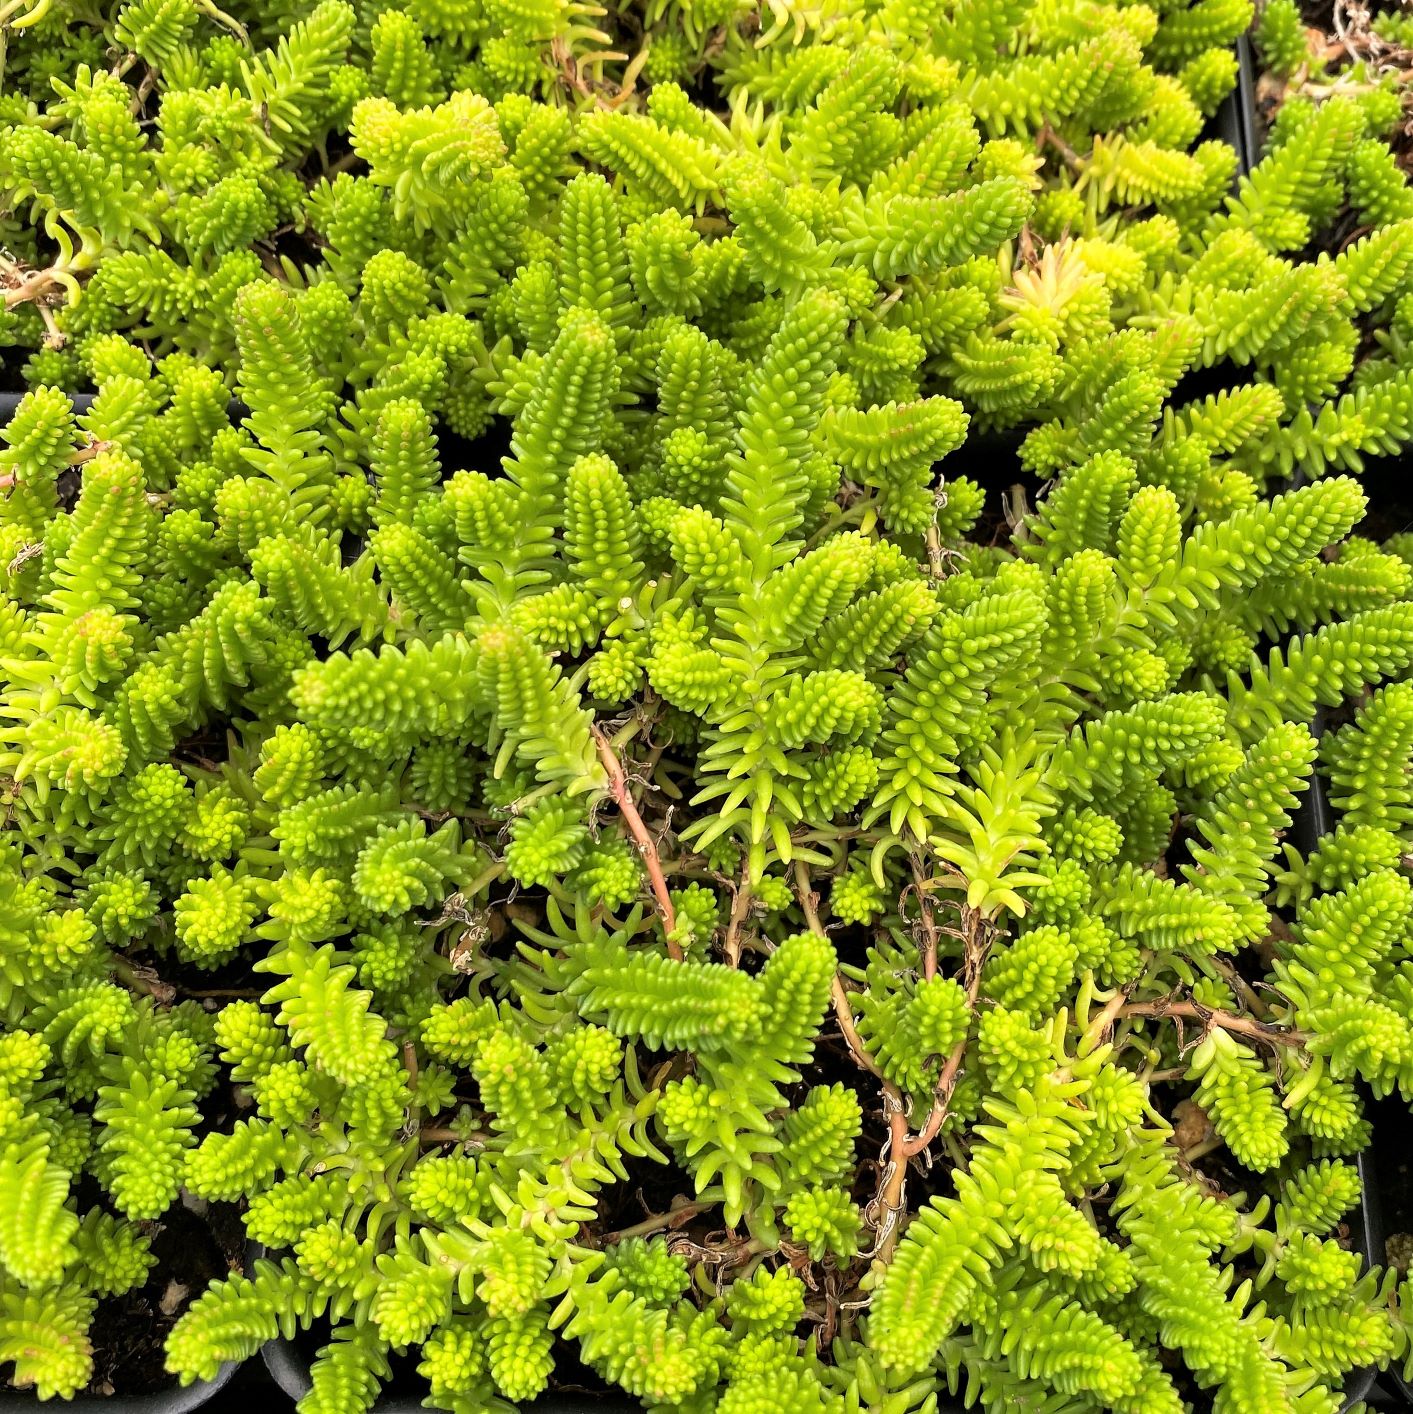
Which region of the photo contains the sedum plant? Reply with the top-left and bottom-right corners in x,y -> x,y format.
2,0 -> 1413,1407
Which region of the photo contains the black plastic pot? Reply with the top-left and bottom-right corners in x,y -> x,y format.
1210,32 -> 1261,178
0,1369 -> 239,1413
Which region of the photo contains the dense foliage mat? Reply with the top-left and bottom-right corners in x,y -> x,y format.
2,0 -> 1413,1408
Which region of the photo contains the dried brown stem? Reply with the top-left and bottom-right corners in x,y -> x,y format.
1209,957 -> 1271,1019
1085,989 -> 1132,1045
37,302 -> 64,348
868,1087 -> 910,1264
600,1197 -> 717,1244
551,35 -> 595,99
901,1030 -> 971,1158
924,524 -> 945,579
867,904 -> 989,1262
111,958 -> 176,1006
629,741 -> 668,808
901,906 -> 987,1158
830,978 -> 888,1083
909,855 -> 940,981
792,859 -> 826,934
195,0 -> 250,45
69,438 -> 112,467
2,264 -> 65,309
418,1126 -> 490,1146
792,861 -> 888,1083
1037,121 -> 1085,172
1119,997 -> 1306,1047
723,860 -> 753,968
592,724 -> 680,960
607,41 -> 651,107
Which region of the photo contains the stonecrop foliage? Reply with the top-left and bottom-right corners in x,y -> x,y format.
3,0 -> 1413,1406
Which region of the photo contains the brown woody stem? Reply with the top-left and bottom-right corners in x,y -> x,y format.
792,861 -> 888,1083
592,724 -> 680,959
601,1197 -> 718,1243
723,860 -> 752,968
1119,998 -> 1306,1047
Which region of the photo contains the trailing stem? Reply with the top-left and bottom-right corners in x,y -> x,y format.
592,723 -> 681,959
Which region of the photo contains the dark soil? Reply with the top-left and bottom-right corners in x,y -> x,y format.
1267,0 -> 1413,168
84,1204 -> 244,1398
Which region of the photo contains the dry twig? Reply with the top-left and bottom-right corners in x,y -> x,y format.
592,724 -> 681,958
